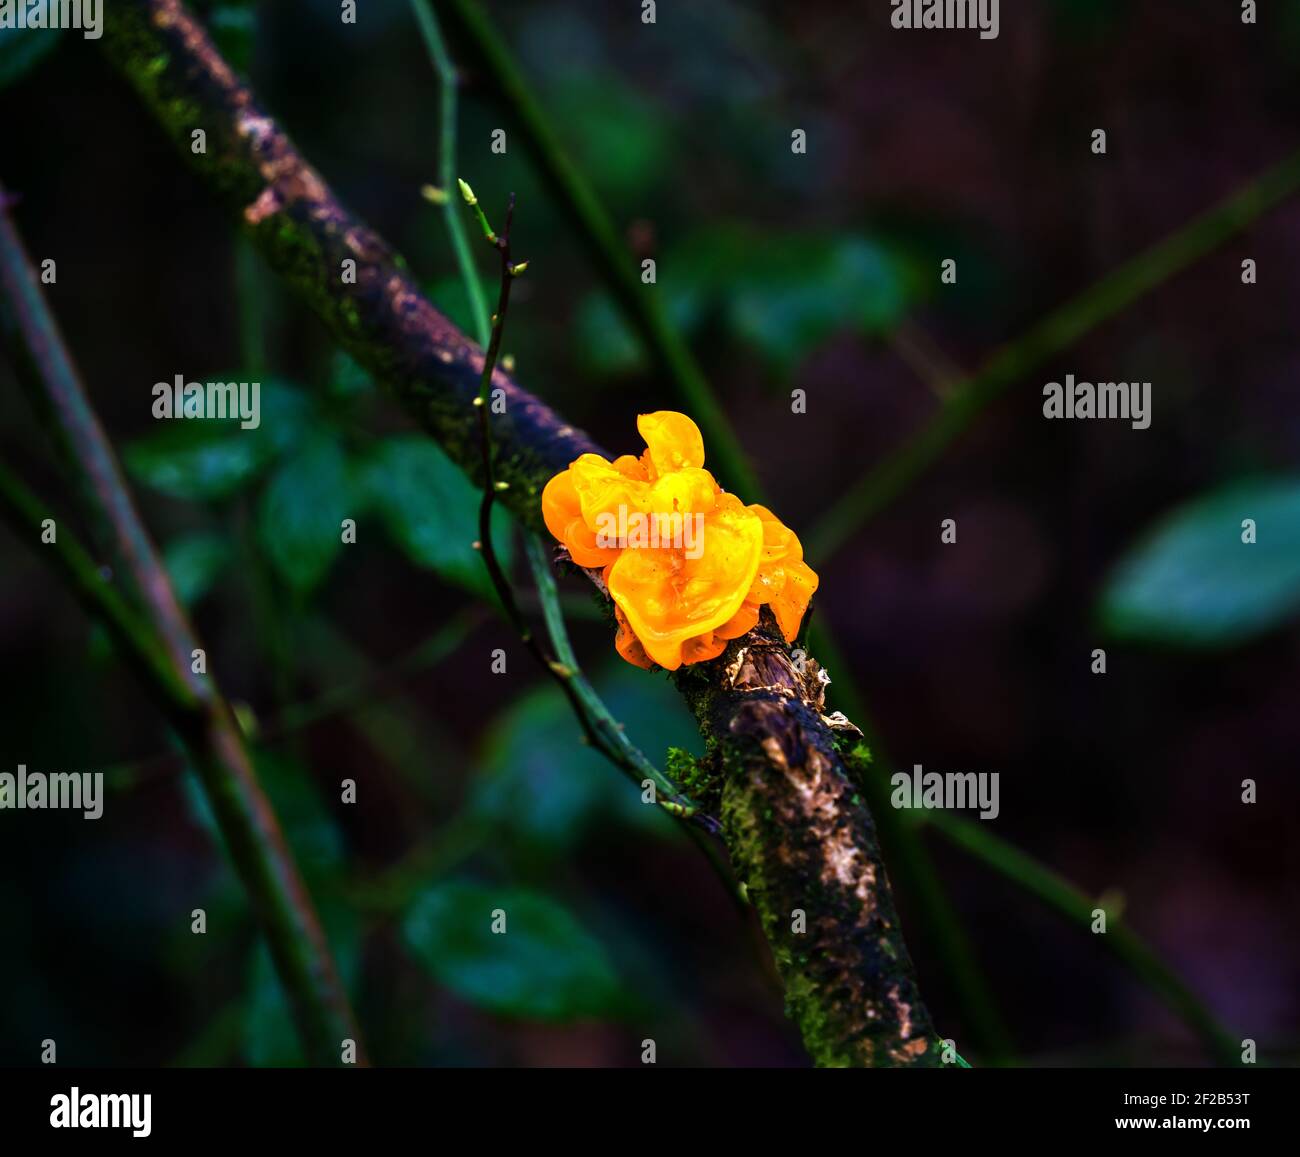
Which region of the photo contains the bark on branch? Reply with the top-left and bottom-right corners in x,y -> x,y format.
104,0 -> 594,529
99,0 -> 943,1066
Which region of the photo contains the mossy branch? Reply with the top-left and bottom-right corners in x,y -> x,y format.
97,0 -> 944,1067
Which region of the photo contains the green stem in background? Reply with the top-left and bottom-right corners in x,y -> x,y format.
237,498 -> 298,718
288,617 -> 469,811
0,462 -> 362,1066
917,809 -> 1241,1067
0,462 -> 193,710
0,190 -> 364,1067
104,610 -> 482,796
411,0 -> 491,348
523,533 -> 706,818
806,146 -> 1300,565
273,613 -> 481,747
809,620 -> 1239,1066
437,0 -> 761,500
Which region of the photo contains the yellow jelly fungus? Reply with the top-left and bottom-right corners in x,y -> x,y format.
541,412 -> 820,670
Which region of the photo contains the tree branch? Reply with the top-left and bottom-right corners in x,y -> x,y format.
677,613 -> 942,1065
98,0 -> 942,1066
103,0 -> 594,532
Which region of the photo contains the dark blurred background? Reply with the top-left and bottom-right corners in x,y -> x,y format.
1,0 -> 1298,1066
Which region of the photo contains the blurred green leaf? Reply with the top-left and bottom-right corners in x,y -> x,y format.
1100,477 -> 1300,647
328,350 -> 374,399
401,880 -> 624,1021
575,226 -> 912,377
728,234 -> 907,371
163,532 -> 233,607
574,289 -> 703,377
362,435 -> 512,599
123,379 -> 311,501
258,434 -> 358,596
124,423 -> 264,502
0,26 -> 63,88
546,78 -> 672,203
468,663 -> 695,861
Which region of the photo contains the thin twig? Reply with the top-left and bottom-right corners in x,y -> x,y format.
461,185 -> 715,832
413,11 -> 707,822
888,320 -> 962,399
265,611 -> 481,742
523,534 -> 693,807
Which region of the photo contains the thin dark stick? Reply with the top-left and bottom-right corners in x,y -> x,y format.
465,188 -> 716,832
